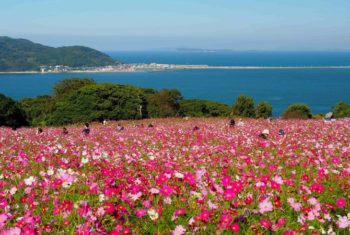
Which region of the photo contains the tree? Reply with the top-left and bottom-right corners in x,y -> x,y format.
53,78 -> 96,99
147,89 -> 183,118
179,99 -> 230,117
0,93 -> 28,128
255,101 -> 272,119
19,95 -> 56,126
232,95 -> 255,118
333,101 -> 350,118
282,104 -> 312,119
49,83 -> 145,125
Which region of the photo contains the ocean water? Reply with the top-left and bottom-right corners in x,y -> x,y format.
110,51 -> 350,66
1,51 -> 350,116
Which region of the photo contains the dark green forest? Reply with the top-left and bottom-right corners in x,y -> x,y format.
1,78 -> 349,128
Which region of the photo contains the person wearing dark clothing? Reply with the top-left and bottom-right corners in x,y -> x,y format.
278,129 -> 285,136
62,127 -> 69,135
193,126 -> 199,131
82,123 -> 90,135
258,133 -> 267,139
37,128 -> 43,134
148,124 -> 154,128
258,129 -> 269,139
229,119 -> 235,128
116,124 -> 124,132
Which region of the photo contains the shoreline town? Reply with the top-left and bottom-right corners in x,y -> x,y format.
1,63 -> 350,74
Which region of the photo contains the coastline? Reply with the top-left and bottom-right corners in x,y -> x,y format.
1,64 -> 350,74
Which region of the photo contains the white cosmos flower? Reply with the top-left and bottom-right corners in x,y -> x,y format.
99,194 -> 105,202
47,169 -> 54,176
148,209 -> 159,220
175,172 -> 184,179
81,157 -> 89,165
148,154 -> 155,160
164,197 -> 172,204
129,192 -> 142,201
150,188 -> 159,194
62,182 -> 72,188
24,176 -> 35,186
10,187 -> 18,195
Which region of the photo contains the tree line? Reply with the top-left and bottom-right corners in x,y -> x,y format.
1,78 -> 350,128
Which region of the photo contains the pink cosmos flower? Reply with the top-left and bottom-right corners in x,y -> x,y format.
22,225 -> 35,235
75,223 -> 91,235
287,198 -> 302,211
172,225 -> 186,235
122,227 -> 131,234
199,210 -> 210,221
104,202 -> 115,214
3,227 -> 21,235
260,219 -> 271,229
258,199 -> 273,214
310,183 -> 324,194
184,172 -> 196,185
0,198 -> 8,209
174,208 -> 186,216
336,198 -> 346,208
230,223 -> 240,233
156,174 -> 168,185
276,217 -> 286,227
336,216 -> 350,229
135,209 -> 147,218
0,213 -> 7,224
223,188 -> 236,200
160,185 -> 173,197
219,214 -> 233,228
221,176 -> 232,187
109,230 -> 121,235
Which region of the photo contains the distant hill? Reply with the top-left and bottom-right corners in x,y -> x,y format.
0,36 -> 118,71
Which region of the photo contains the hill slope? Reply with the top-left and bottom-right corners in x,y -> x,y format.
0,36 -> 117,71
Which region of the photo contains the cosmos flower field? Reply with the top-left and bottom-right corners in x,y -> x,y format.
0,118 -> 349,235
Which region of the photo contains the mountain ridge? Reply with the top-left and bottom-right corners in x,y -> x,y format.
0,36 -> 118,71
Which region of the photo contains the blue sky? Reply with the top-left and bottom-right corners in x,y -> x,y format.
1,0 -> 350,51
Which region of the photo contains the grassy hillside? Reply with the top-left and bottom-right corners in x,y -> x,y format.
0,36 -> 118,71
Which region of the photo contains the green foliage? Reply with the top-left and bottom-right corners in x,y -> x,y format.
255,101 -> 272,119
232,95 -> 255,118
53,78 -> 97,99
0,36 -> 117,71
19,96 -> 56,126
313,113 -> 325,120
10,77 -> 350,127
0,93 -> 28,128
332,101 -> 350,118
49,83 -> 145,125
147,89 -> 183,118
179,99 -> 230,117
282,103 -> 312,119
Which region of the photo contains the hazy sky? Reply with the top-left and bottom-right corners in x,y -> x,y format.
1,0 -> 350,51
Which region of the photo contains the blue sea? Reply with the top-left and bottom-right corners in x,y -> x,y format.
1,51 -> 350,116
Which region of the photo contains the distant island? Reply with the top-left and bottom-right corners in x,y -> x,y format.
0,36 -> 118,72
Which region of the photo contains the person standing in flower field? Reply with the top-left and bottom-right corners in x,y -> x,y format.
258,129 -> 269,139
82,123 -> 90,136
229,119 -> 235,128
62,127 -> 69,135
37,127 -> 43,135
116,123 -> 124,132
